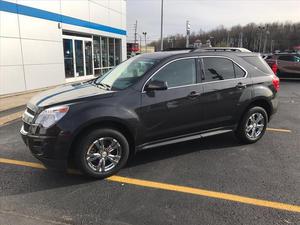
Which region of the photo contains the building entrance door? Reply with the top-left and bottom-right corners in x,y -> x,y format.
63,35 -> 94,80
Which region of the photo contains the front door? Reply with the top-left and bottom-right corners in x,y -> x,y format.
139,58 -> 204,142
63,36 -> 94,79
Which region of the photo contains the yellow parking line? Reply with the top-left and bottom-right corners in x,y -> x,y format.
0,158 -> 46,169
107,176 -> 300,213
0,157 -> 300,213
266,128 -> 292,133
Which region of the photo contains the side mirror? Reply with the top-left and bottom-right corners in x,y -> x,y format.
145,80 -> 168,92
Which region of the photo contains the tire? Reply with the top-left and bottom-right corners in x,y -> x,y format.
235,106 -> 268,144
75,128 -> 130,179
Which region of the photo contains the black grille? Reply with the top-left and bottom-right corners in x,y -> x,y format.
23,122 -> 30,132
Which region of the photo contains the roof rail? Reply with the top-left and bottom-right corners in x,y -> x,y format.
162,47 -> 195,52
192,47 -> 251,53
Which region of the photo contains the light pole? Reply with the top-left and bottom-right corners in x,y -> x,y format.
186,20 -> 191,48
137,34 -> 142,53
160,0 -> 164,51
142,32 -> 147,53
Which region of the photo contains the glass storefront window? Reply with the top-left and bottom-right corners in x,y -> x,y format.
115,39 -> 121,66
101,37 -> 108,68
63,39 -> 74,78
75,40 -> 84,76
85,41 -> 93,75
109,38 -> 115,67
93,36 -> 101,69
92,35 -> 122,77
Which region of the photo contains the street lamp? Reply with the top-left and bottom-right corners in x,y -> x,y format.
160,0 -> 164,51
142,32 -> 147,53
186,20 -> 191,48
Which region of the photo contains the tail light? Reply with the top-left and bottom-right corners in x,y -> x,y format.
272,75 -> 280,92
271,61 -> 278,74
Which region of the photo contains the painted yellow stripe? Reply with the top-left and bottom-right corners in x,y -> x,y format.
107,176 -> 300,213
0,157 -> 300,213
0,158 -> 46,169
267,128 -> 292,133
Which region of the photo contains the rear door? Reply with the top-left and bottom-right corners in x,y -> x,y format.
277,55 -> 296,73
199,56 -> 251,130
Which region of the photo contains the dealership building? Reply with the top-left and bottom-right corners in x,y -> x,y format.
0,0 -> 127,95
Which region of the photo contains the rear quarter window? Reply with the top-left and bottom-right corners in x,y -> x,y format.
242,56 -> 273,74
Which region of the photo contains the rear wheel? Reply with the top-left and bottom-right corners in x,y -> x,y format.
235,106 -> 268,144
75,128 -> 130,178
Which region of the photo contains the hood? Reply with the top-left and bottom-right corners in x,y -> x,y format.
28,82 -> 114,109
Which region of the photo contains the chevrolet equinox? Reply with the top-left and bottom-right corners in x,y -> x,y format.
21,49 -> 279,178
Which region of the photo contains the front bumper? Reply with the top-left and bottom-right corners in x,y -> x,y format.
20,126 -> 70,171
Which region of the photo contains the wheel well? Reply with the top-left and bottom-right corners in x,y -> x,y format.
68,121 -> 136,161
245,99 -> 272,121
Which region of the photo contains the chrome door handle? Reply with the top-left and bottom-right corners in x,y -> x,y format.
236,82 -> 247,89
188,91 -> 201,98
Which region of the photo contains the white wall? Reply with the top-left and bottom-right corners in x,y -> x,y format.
0,0 -> 127,95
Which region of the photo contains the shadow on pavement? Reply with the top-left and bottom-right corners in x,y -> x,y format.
127,132 -> 242,168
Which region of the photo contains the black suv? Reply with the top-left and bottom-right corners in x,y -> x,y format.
21,49 -> 279,178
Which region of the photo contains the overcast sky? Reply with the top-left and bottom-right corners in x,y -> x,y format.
126,0 -> 300,42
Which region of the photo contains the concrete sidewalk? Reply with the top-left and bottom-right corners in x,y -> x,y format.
0,90 -> 44,126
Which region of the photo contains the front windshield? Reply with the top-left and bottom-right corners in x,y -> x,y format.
94,56 -> 158,90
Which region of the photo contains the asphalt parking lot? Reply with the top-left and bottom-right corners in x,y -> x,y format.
0,81 -> 300,225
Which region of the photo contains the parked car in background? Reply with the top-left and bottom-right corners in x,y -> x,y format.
21,49 -> 279,178
261,53 -> 273,60
265,53 -> 300,79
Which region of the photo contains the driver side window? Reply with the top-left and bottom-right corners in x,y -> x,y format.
151,58 -> 197,88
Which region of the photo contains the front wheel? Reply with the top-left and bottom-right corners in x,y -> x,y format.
75,128 -> 130,179
235,106 -> 268,144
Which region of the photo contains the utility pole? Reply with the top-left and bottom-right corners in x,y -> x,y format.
143,32 -> 147,53
186,20 -> 191,48
134,20 -> 138,44
160,0 -> 164,51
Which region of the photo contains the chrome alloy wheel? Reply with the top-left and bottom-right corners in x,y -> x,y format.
245,112 -> 265,140
86,137 -> 122,173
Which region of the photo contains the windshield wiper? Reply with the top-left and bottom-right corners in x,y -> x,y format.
96,83 -> 111,90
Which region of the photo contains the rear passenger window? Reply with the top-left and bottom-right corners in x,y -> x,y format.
234,63 -> 246,78
242,56 -> 273,74
278,55 -> 294,62
203,58 -> 235,81
152,58 -> 196,88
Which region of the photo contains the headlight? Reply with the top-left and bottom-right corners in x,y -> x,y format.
35,105 -> 69,128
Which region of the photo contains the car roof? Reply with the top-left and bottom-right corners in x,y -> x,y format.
141,50 -> 258,61
194,47 -> 252,53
